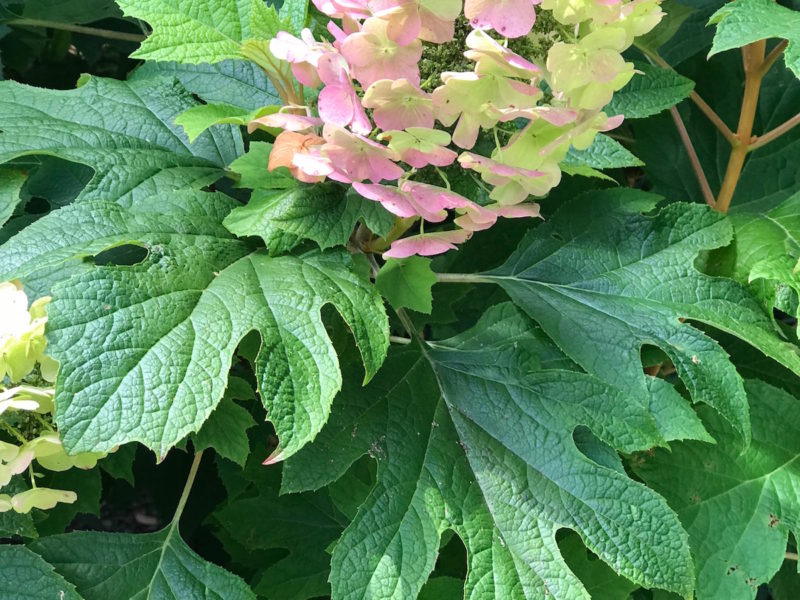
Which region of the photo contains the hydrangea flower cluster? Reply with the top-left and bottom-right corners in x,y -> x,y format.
0,282 -> 106,514
262,0 -> 664,257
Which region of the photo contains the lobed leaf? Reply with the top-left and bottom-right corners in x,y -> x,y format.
223,183 -> 394,255
117,0 -> 282,64
634,380 -> 800,599
292,305 -> 695,599
1,193 -> 389,459
30,527 -> 256,600
0,545 -> 82,600
0,76 -> 241,206
487,189 -> 800,445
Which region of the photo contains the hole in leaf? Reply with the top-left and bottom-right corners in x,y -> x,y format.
92,244 -> 148,266
432,530 -> 467,580
24,196 -> 50,215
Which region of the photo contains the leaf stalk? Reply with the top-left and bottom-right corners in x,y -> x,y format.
8,18 -> 146,43
715,41 -> 767,213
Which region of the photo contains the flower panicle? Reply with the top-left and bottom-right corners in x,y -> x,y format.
251,0 -> 664,257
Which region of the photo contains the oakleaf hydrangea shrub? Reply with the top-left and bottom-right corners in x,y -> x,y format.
1,0 -> 800,598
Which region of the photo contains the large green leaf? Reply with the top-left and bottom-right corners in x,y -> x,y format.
0,193 -> 389,458
710,192 -> 800,319
223,184 -> 394,256
29,526 -> 256,600
292,305 -> 694,599
484,189 -> 800,445
0,545 -> 82,600
633,380 -> 800,599
129,60 -> 281,109
118,0 -> 282,64
709,0 -> 800,78
0,76 -> 241,206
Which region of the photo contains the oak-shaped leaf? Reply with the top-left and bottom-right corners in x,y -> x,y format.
714,191 -> 800,319
0,76 -> 241,206
485,189 -> 800,445
224,183 -> 394,256
288,305 -> 695,599
0,546 -> 82,599
0,191 -> 389,459
633,380 -> 800,600
118,0 -> 283,64
28,526 -> 256,600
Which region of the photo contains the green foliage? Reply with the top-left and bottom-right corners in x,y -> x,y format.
606,63 -> 695,119
29,526 -> 257,600
117,0 -> 282,64
376,256 -> 437,313
0,545 -> 81,599
223,183 -> 394,255
321,306 -> 692,599
176,103 -> 277,142
130,60 -> 282,109
0,76 -> 241,206
488,190 -> 800,445
1,193 -> 388,458
634,380 -> 800,599
709,0 -> 800,78
563,134 -> 644,170
0,167 -> 24,227
2,0 -> 800,598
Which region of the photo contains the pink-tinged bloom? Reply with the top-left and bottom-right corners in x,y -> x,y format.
270,131 -> 326,184
400,181 -> 476,211
269,29 -> 334,88
317,54 -> 372,135
455,202 -> 541,231
340,17 -> 422,88
327,17 -> 362,47
546,29 -> 635,110
295,124 -> 404,183
312,0 -> 371,18
378,128 -> 457,168
384,229 -> 473,258
353,182 -> 448,221
370,0 -> 462,44
464,0 -> 540,39
465,30 -> 540,79
248,112 -> 322,134
433,72 -> 541,149
459,151 -> 560,204
362,79 -> 434,130
488,105 -> 579,127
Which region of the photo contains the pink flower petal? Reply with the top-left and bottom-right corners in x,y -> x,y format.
464,0 -> 539,38
384,229 -> 473,258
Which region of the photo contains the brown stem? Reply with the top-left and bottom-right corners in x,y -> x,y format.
715,41 -> 767,214
9,18 -> 146,43
749,111 -> 800,152
758,39 -> 789,78
635,43 -> 737,144
669,106 -> 716,207
689,92 -> 739,146
786,551 -> 799,561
